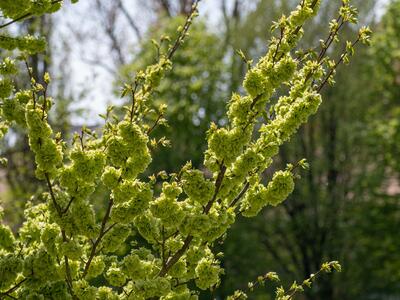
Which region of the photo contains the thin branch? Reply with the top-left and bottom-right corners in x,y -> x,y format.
61,196 -> 75,215
229,181 -> 250,208
82,199 -> 114,277
61,230 -> 75,296
272,27 -> 285,65
167,0 -> 201,60
316,37 -> 360,93
0,278 -> 28,299
45,173 -> 62,215
0,0 -> 63,29
129,81 -> 138,123
161,226 -> 167,268
158,235 -> 193,277
0,12 -> 31,29
157,0 -> 172,17
204,163 -> 227,214
158,162 -> 227,277
146,112 -> 163,135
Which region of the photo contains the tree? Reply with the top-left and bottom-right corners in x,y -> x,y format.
218,1 -> 400,299
0,0 -> 370,299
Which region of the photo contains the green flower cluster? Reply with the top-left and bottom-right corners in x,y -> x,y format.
0,254 -> 23,290
60,149 -> 105,199
23,247 -> 60,285
0,58 -> 17,75
0,35 -> 47,54
100,224 -> 130,253
0,223 -> 15,252
150,182 -> 185,228
25,104 -> 63,179
241,170 -> 295,217
182,170 -> 214,205
195,258 -> 222,290
106,121 -> 151,179
111,179 -> 153,223
2,90 -> 30,126
0,77 -> 13,99
208,125 -> 252,165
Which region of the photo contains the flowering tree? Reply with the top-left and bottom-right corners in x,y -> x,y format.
0,0 -> 370,299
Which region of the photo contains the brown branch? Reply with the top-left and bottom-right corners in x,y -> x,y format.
45,173 -> 62,215
0,0 -> 63,29
229,181 -> 250,208
96,0 -> 126,66
158,235 -> 193,277
0,12 -> 31,29
317,16 -> 344,63
272,27 -> 285,66
158,162 -> 226,277
61,196 -> 75,215
157,0 -> 172,17
204,163 -> 227,214
61,230 -> 75,296
167,0 -> 201,60
161,226 -> 167,268
129,81 -> 138,123
24,60 -> 37,109
147,113 -> 163,135
82,199 -> 114,277
0,278 -> 28,299
316,37 -> 360,93
44,174 -> 75,297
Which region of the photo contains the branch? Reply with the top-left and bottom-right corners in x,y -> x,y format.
167,0 -> 201,60
45,173 -> 62,215
82,199 -> 114,277
0,0 -> 63,29
316,37 -> 360,93
0,12 -> 31,29
229,181 -> 250,208
61,196 -> 75,215
158,162 -> 226,277
158,235 -> 193,277
204,163 -> 227,214
146,112 -> 163,135
0,278 -> 28,299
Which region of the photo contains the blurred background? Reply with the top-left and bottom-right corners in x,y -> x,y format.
0,0 -> 399,299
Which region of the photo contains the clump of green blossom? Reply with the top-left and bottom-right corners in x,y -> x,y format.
0,0 -> 370,299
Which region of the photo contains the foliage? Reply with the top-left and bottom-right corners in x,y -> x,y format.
119,18 -> 227,172
0,0 -> 370,299
218,1 -> 400,299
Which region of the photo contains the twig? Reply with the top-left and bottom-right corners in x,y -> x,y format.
129,81 -> 138,123
0,0 -> 63,29
147,112 -> 163,135
61,196 -> 75,215
0,278 -> 28,299
229,181 -> 250,208
82,199 -> 114,277
158,162 -> 227,277
45,173 -> 62,215
167,0 -> 201,60
316,37 -> 360,93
